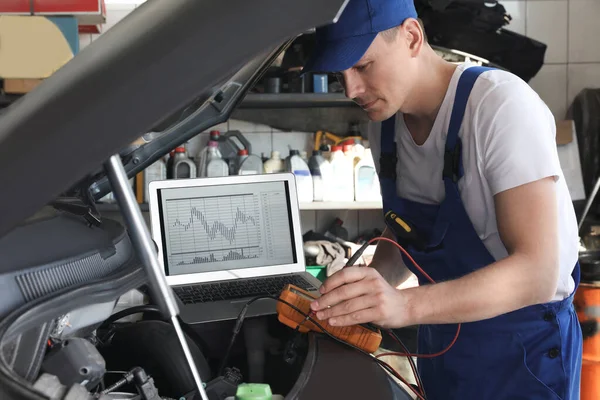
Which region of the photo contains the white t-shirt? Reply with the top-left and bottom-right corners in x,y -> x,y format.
367,63 -> 579,301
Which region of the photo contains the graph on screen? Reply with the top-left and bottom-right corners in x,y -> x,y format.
165,194 -> 263,267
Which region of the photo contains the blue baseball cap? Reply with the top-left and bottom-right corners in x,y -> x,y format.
303,0 -> 418,73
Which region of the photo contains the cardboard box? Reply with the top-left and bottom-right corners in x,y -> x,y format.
0,0 -> 106,25
556,119 -> 574,145
0,16 -> 77,79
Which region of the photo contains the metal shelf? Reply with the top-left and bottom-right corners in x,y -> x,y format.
96,201 -> 382,213
299,201 -> 382,210
239,93 -> 356,109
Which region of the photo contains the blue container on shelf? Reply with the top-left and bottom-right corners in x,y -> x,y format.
313,74 -> 328,93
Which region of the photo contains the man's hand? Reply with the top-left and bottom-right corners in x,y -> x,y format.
310,266 -> 409,328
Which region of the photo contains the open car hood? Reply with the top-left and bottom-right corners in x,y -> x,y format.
0,0 -> 350,238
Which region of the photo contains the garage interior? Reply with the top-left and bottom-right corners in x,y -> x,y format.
1,0 -> 600,399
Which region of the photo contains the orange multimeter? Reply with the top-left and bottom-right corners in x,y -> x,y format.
276,284 -> 382,354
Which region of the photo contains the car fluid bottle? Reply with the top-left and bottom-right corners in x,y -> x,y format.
166,150 -> 175,179
263,151 -> 285,173
237,149 -> 263,175
352,137 -> 365,166
328,145 -> 354,201
197,136 -> 222,177
308,150 -> 328,201
206,143 -> 229,177
143,158 -> 167,202
215,130 -> 252,174
354,148 -> 381,201
300,150 -> 309,163
286,150 -> 313,203
172,146 -> 197,179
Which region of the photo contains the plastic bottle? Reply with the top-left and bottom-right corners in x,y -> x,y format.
143,158 -> 166,202
354,148 -> 381,201
328,145 -> 354,201
166,150 -> 175,179
205,141 -> 229,177
286,150 -> 313,203
352,138 -> 366,166
308,150 -> 327,201
300,150 -> 309,163
213,130 -> 252,175
197,135 -> 223,177
237,149 -> 263,175
263,151 -> 285,173
172,146 -> 197,179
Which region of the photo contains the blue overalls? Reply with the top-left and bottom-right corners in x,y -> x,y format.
379,66 -> 583,399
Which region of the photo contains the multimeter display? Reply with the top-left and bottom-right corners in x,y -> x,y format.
276,284 -> 382,353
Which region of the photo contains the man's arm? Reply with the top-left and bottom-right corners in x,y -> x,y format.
400,175 -> 559,326
369,227 -> 413,287
311,176 -> 560,328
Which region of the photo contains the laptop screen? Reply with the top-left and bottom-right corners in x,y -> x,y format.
156,180 -> 297,276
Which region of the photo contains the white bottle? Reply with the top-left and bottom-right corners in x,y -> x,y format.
263,151 -> 285,173
143,159 -> 167,202
328,145 -> 354,201
173,146 -> 197,179
287,150 -> 313,203
354,148 -> 381,201
205,142 -> 229,177
197,139 -> 222,177
237,149 -> 263,175
308,150 -> 328,201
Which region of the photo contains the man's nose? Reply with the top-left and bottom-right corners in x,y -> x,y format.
342,71 -> 363,100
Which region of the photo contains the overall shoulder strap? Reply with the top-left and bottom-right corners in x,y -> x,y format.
379,116 -> 397,180
444,66 -> 493,182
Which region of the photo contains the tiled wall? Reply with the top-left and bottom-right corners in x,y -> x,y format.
83,1 -> 600,237
80,2 -> 386,238
184,119 -> 386,239
502,0 -> 600,119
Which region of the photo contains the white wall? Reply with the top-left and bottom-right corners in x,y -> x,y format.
502,0 -> 600,119
83,1 -> 598,238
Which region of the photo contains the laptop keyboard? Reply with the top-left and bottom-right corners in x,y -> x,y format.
173,275 -> 317,305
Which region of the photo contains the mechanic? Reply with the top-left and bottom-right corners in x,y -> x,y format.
303,0 -> 583,398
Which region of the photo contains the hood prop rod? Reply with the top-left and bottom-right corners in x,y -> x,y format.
104,154 -> 210,400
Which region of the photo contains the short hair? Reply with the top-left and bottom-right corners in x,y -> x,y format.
379,18 -> 427,43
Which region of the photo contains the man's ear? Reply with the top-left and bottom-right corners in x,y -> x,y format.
403,18 -> 424,57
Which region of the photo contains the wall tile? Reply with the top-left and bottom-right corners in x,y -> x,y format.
529,64 -> 568,119
502,1 -> 527,35
229,119 -> 272,133
208,122 -> 229,133
102,4 -> 136,33
526,1 -> 568,64
272,131 -> 313,156
79,34 -> 92,51
569,0 -> 600,63
567,63 -> 600,110
246,133 -> 272,159
300,211 -> 317,234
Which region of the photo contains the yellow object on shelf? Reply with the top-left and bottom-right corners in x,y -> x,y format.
0,15 -> 74,79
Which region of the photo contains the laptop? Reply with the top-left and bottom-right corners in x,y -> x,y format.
148,173 -> 322,324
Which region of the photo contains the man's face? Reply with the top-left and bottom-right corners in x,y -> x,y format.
337,31 -> 416,121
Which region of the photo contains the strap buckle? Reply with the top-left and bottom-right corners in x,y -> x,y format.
443,139 -> 462,183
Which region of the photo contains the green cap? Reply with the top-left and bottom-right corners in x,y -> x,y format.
235,383 -> 273,400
